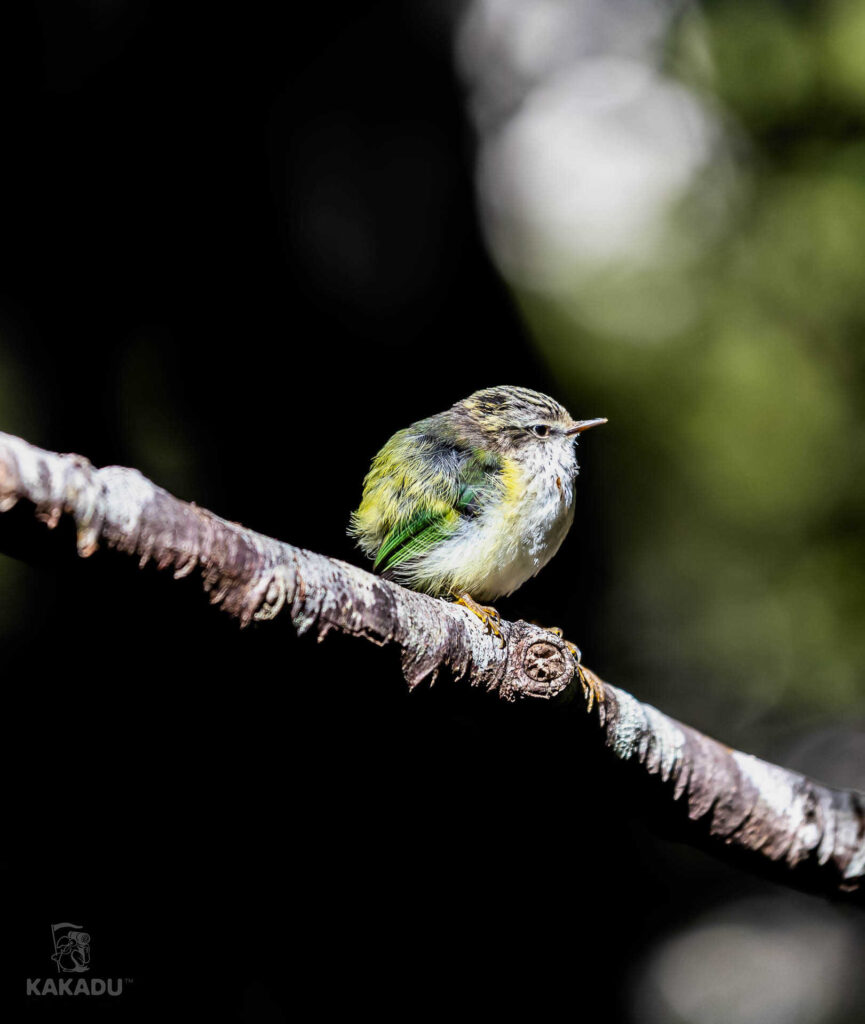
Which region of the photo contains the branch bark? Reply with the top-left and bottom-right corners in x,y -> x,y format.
1,430 -> 863,901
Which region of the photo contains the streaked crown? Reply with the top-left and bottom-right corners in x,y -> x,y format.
462,385 -> 569,423
444,385 -> 602,454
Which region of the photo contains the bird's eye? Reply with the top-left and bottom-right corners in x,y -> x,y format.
530,424 -> 550,437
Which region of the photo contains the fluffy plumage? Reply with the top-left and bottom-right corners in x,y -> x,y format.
349,386 -> 603,602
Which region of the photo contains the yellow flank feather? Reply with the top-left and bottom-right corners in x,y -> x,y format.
499,456 -> 524,510
348,429 -> 459,559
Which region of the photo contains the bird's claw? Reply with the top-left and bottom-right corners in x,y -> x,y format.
563,638 -> 581,663
455,593 -> 505,647
574,660 -> 604,713
533,624 -> 579,657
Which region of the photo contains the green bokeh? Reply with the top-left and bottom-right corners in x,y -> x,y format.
515,0 -> 865,730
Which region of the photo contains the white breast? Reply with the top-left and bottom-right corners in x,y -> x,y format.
414,442 -> 578,602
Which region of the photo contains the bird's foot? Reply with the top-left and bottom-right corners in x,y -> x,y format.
543,625 -> 578,656
454,592 -> 504,647
574,659 -> 604,713
535,625 -> 603,712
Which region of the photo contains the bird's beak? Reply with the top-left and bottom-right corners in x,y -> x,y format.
564,418 -> 607,436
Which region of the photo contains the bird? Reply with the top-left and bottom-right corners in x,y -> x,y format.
349,385 -> 606,690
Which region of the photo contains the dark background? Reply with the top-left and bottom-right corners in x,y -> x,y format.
1,2 -> 863,1021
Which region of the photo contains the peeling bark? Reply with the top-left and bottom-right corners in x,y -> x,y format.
1,430 -> 863,902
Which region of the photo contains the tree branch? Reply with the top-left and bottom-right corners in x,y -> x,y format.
1,430 -> 863,901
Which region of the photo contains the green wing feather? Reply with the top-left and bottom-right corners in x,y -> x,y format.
374,509 -> 458,573
374,475 -> 485,576
352,429 -> 500,579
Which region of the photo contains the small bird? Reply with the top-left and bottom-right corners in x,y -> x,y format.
349,385 -> 606,655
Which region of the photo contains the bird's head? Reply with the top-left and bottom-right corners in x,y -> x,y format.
448,385 -> 606,463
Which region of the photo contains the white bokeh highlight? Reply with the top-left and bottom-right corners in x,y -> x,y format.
457,0 -> 721,302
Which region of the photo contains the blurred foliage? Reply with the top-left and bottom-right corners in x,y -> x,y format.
515,0 -> 865,729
